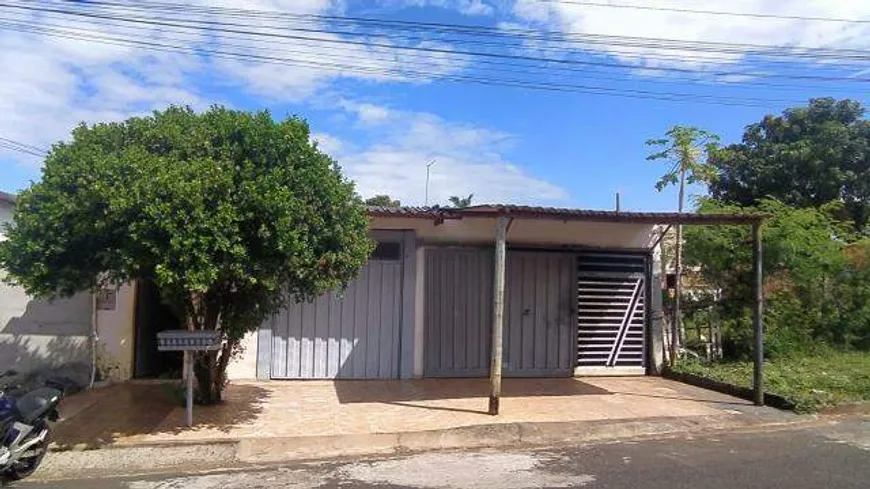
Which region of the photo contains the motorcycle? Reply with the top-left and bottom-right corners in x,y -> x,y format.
0,369 -> 63,482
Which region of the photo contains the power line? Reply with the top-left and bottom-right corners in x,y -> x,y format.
534,0 -> 870,24
4,2 -> 870,85
29,0 -> 870,57
6,10 -> 866,92
0,20 -> 796,107
0,137 -> 48,158
3,0 -> 868,108
11,7 -> 870,67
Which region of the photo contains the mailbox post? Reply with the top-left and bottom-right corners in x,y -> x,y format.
157,330 -> 221,426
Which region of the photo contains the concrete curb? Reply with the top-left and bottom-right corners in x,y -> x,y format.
662,369 -> 795,410
38,413 -> 823,481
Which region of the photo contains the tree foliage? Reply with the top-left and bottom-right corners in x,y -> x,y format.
646,126 -> 719,192
448,194 -> 474,208
365,195 -> 401,207
709,98 -> 870,234
0,106 -> 374,402
684,198 -> 870,357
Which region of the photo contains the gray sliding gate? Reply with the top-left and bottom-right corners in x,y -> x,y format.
424,248 -> 493,377
503,251 -> 575,376
270,250 -> 405,379
575,252 -> 647,374
424,249 -> 574,377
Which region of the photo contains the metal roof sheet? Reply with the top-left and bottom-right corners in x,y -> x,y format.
366,204 -> 768,224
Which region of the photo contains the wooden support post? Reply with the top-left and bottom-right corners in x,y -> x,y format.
752,221 -> 764,406
488,216 -> 510,415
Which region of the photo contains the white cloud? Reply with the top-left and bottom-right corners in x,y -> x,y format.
340,100 -> 394,126
0,0 -> 466,165
311,132 -> 345,155
511,0 -> 870,69
331,103 -> 567,206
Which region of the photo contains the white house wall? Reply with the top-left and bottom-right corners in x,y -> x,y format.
227,332 -> 258,379
1,201 -> 94,377
94,283 -> 136,381
370,217 -> 657,249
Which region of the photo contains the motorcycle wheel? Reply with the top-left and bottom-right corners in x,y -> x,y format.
4,425 -> 50,482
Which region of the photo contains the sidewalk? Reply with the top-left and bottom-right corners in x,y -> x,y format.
39,377 -> 814,478
51,377 -> 784,448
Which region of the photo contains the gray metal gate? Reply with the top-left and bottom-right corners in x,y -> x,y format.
424,249 -> 574,378
424,248 -> 493,377
270,258 -> 403,379
575,252 -> 647,374
503,251 -> 575,376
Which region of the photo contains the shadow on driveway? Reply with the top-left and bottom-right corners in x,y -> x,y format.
51,382 -> 270,449
333,378 -> 612,405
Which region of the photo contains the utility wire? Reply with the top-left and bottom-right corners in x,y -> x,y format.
28,0 -> 870,57
4,2 -> 870,84
0,20 -> 801,107
4,1 -> 868,107
10,7 -> 870,67
2,13 -> 841,101
8,9 -> 869,85
534,0 -> 870,24
0,137 -> 48,157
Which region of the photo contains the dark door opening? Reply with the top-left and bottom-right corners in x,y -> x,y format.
133,279 -> 183,378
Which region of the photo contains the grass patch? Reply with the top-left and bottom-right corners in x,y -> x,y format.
673,351 -> 870,413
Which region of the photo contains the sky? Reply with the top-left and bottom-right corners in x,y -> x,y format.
2,0 -> 870,212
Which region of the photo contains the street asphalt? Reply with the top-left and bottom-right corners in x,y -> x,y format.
15,418 -> 870,489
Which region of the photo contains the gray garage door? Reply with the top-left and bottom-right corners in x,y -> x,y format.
503,251 -> 575,377
270,248 -> 404,379
424,249 -> 574,378
424,248 -> 493,377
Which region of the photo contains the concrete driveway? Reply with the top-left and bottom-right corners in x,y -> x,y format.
52,376 -> 772,449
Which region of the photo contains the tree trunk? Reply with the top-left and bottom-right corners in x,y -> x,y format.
193,340 -> 236,405
186,291 -> 235,405
671,168 -> 686,366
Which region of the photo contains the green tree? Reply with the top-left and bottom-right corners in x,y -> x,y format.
710,98 -> 870,234
365,195 -> 401,207
448,194 -> 474,208
684,199 -> 851,357
0,106 -> 374,403
646,126 -> 719,363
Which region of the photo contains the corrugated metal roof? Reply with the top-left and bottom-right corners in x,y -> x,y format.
366,204 -> 768,224
365,205 -> 445,218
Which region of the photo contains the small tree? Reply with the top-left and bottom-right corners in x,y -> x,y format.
647,126 -> 719,365
449,194 -> 474,208
0,106 -> 373,403
365,195 -> 401,207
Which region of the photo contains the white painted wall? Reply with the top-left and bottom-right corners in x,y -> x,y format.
370,216 -> 657,249
94,283 -> 136,381
1,200 -> 93,377
227,331 -> 258,380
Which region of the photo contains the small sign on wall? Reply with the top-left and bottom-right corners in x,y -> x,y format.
96,288 -> 117,310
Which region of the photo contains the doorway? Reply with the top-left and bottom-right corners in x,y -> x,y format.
133,279 -> 183,378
